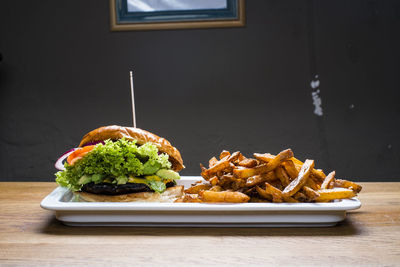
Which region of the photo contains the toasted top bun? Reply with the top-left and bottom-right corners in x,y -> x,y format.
78,125 -> 184,171
75,185 -> 184,202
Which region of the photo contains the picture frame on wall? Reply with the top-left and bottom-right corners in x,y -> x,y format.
110,0 -> 245,31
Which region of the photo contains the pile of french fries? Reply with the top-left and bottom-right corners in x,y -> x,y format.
178,149 -> 362,203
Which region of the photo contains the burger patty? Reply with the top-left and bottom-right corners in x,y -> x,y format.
81,181 -> 175,195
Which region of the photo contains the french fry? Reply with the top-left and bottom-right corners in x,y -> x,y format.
294,163 -> 302,172
238,157 -> 258,168
334,179 -> 362,193
283,195 -> 299,203
270,179 -> 284,191
264,183 -> 283,202
255,186 -> 273,201
245,172 -> 276,187
282,160 -> 298,179
305,176 -> 321,190
257,183 -> 298,203
302,186 -> 320,201
275,166 -> 291,187
219,150 -> 230,160
321,171 -> 336,189
234,149 -> 294,179
210,185 -> 223,192
199,190 -> 250,203
282,159 -> 314,196
265,182 -> 298,203
219,174 -> 235,187
200,163 -> 208,179
200,163 -> 207,172
201,158 -> 230,178
291,157 -> 303,166
231,178 -> 246,191
315,188 -> 356,202
209,176 -> 219,186
189,149 -> 361,203
253,153 -> 274,163
209,157 -> 218,168
184,183 -> 212,194
293,192 -> 307,202
243,187 -> 256,196
292,157 -> 326,182
312,169 -> 326,181
255,149 -> 293,166
216,170 -> 224,177
181,194 -> 203,203
233,164 -> 268,179
225,162 -> 236,173
228,151 -> 241,163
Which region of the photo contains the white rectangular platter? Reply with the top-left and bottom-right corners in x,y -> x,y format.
41,176 -> 361,227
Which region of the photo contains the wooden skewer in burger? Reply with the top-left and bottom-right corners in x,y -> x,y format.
55,72 -> 184,202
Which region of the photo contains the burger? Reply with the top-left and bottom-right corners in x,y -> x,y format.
55,125 -> 184,202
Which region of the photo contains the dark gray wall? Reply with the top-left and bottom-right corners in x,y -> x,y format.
1,0 -> 399,182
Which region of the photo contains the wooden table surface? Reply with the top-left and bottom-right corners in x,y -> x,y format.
0,182 -> 399,266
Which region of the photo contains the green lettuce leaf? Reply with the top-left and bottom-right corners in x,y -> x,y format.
147,180 -> 167,193
55,138 -> 172,191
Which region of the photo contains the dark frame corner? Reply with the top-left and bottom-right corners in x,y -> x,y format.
110,0 -> 245,31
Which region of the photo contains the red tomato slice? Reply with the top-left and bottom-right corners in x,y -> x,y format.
67,145 -> 95,165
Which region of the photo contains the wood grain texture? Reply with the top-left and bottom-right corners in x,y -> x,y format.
0,182 -> 399,266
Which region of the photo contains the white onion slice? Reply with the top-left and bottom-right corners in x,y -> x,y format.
54,148 -> 77,171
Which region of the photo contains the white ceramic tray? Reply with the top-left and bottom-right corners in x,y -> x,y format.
41,176 -> 361,227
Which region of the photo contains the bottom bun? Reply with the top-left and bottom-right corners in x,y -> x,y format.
75,185 -> 184,202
